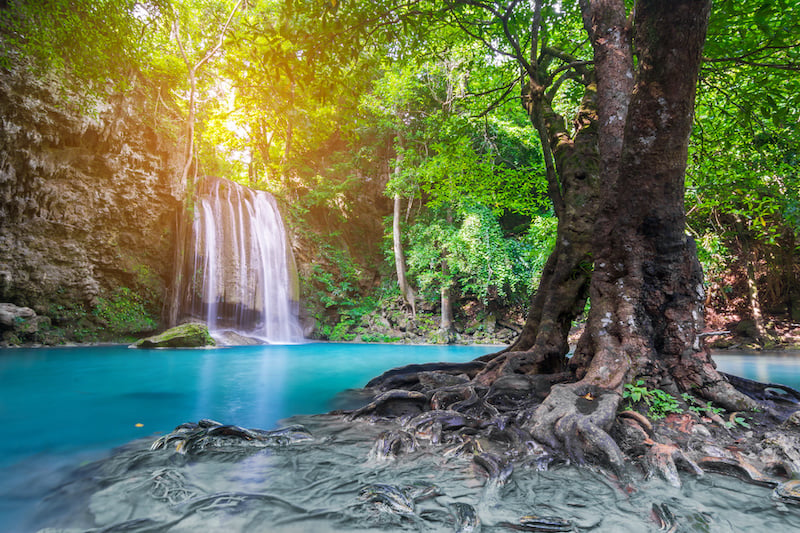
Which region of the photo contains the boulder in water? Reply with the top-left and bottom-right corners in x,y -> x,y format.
212,330 -> 265,346
131,323 -> 215,348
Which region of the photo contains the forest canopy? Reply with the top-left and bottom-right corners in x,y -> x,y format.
0,0 -> 798,345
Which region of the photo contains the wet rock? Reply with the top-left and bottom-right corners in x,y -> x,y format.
131,323 -> 215,348
497,515 -> 573,532
773,479 -> 800,505
450,502 -> 480,533
358,483 -> 415,515
473,452 -> 513,485
370,430 -> 417,460
760,431 -> 800,473
213,330 -> 265,346
0,302 -> 52,345
651,503 -> 676,531
150,420 -> 312,455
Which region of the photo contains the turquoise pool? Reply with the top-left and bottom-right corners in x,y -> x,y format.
1,344 -> 799,531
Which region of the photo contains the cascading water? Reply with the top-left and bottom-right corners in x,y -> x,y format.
177,177 -> 302,343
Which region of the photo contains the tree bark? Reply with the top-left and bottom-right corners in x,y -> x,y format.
392,141 -> 417,316
353,0 -> 800,487
568,0 -> 753,412
734,218 -> 767,343
476,85 -> 599,381
529,0 -> 758,467
440,260 -> 454,337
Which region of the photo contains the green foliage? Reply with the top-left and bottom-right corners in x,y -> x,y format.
681,393 -> 753,429
93,287 -> 158,336
623,381 -> 684,420
297,236 -> 383,340
681,393 -> 723,417
685,0 -> 800,313
321,319 -> 357,342
727,415 -> 752,430
360,333 -> 402,343
404,204 -> 555,308
0,0 -> 168,96
4,0 -> 795,346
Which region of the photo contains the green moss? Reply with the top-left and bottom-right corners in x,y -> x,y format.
93,287 -> 158,336
132,322 -> 215,348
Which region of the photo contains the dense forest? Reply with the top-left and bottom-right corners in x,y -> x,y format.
6,0 -> 800,515
0,0 -> 797,350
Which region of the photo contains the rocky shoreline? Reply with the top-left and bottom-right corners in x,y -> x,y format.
3,299 -> 800,354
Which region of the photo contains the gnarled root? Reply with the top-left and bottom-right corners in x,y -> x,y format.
527,383 -> 626,475
671,352 -> 766,416
720,372 -> 800,422
365,362 -> 485,391
697,454 -> 778,487
473,350 -> 548,387
643,441 -> 703,488
347,390 -> 429,420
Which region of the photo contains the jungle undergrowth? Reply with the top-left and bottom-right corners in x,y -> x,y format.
622,381 -> 753,429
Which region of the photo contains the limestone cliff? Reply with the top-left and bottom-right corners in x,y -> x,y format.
0,66 -> 183,344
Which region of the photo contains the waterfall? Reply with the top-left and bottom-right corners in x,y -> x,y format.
177,177 -> 302,343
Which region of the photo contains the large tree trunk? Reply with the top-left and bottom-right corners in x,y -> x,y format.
352,0 -> 800,492
529,0 -> 758,470
572,0 -> 715,390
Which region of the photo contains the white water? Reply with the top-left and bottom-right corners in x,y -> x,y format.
184,177 -> 301,343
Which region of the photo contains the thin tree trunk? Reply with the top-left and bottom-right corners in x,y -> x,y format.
391,132 -> 417,316
393,192 -> 416,316
440,209 -> 454,338
737,222 -> 767,343
173,0 -> 242,190
440,260 -> 453,339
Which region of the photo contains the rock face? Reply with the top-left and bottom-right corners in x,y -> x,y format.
0,302 -> 53,346
0,66 -> 183,342
131,323 -> 216,348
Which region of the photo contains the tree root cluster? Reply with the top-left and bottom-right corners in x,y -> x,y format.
336,360 -> 800,497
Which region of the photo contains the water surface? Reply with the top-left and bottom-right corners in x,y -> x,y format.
0,343 -> 489,530
1,344 -> 799,532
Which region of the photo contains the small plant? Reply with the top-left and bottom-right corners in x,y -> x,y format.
681,393 -> 724,417
623,380 -> 683,420
681,393 -> 752,429
726,415 -> 751,429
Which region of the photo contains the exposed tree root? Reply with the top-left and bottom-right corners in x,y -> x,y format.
721,372 -> 800,421
643,441 -> 703,488
341,358 -> 800,494
527,383 -> 625,475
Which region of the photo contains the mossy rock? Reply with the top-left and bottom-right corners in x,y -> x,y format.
131,323 -> 215,348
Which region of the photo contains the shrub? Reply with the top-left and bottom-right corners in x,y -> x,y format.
93,287 -> 158,336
